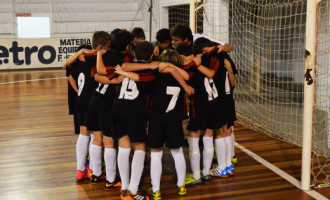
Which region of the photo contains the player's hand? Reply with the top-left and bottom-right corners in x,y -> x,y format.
153,45 -> 160,57
217,45 -> 225,53
115,65 -> 124,75
184,85 -> 195,96
117,75 -> 125,83
149,61 -> 160,70
224,59 -> 233,72
158,62 -> 170,72
97,49 -> 107,55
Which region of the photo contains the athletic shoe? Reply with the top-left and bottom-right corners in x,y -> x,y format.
125,190 -> 150,200
148,187 -> 162,200
227,165 -> 235,176
201,174 -> 211,182
105,177 -> 121,191
210,167 -> 228,178
120,190 -> 128,200
184,174 -> 202,186
178,185 -> 187,196
90,174 -> 105,184
76,170 -> 87,180
87,169 -> 93,178
231,155 -> 237,164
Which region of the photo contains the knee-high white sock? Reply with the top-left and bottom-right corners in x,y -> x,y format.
224,136 -> 233,167
118,147 -> 131,190
104,148 -> 117,183
214,138 -> 226,170
150,151 -> 163,193
90,144 -> 102,176
231,126 -> 235,157
89,134 -> 94,171
76,134 -> 90,171
171,147 -> 186,187
128,150 -> 146,194
202,136 -> 214,176
188,137 -> 200,180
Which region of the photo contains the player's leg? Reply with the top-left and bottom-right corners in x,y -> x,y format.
231,126 -> 237,163
223,124 -> 234,175
211,127 -> 229,177
90,131 -> 104,184
201,128 -> 214,181
76,125 -> 90,180
103,135 -> 121,190
185,130 -> 202,185
149,148 -> 163,200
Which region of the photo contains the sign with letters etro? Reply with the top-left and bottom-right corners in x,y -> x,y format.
0,38 -> 91,70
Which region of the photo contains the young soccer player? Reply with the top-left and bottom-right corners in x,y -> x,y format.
193,37 -> 237,177
147,49 -> 195,200
131,27 -> 146,47
153,28 -> 173,60
63,31 -> 112,181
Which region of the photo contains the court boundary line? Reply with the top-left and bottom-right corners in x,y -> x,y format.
0,77 -> 67,85
235,142 -> 328,200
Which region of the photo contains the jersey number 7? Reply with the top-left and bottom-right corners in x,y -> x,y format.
166,86 -> 180,113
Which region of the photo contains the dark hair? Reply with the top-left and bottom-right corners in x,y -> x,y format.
193,37 -> 214,55
77,44 -> 92,52
110,28 -> 122,36
160,49 -> 182,67
176,44 -> 193,57
156,28 -> 171,43
134,41 -> 154,61
91,31 -> 111,49
170,24 -> 193,43
131,27 -> 146,39
111,31 -> 133,52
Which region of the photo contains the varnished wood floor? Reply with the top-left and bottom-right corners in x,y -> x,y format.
0,69 -> 329,200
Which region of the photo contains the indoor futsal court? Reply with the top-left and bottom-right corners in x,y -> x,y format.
0,0 -> 329,200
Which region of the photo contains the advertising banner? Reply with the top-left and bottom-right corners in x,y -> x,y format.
0,38 -> 91,70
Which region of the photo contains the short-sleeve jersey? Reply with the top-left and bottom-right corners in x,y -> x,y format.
89,51 -> 133,99
111,65 -> 157,116
149,72 -> 185,122
70,60 -> 97,106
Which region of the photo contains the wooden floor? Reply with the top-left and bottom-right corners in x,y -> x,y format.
0,69 -> 329,200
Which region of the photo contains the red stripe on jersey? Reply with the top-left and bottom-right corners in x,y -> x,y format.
90,66 -> 96,77
84,53 -> 97,57
70,66 -> 77,75
204,47 -> 218,55
139,73 -> 156,82
183,61 -> 197,78
105,66 -> 116,80
124,55 -> 133,63
210,57 -> 219,73
190,95 -> 196,118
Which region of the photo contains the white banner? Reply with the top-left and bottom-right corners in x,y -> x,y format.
0,38 -> 91,70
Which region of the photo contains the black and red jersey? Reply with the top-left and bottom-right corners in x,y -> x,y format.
111,65 -> 157,116
149,72 -> 186,122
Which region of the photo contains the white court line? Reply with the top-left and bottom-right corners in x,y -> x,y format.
235,142 -> 328,200
0,77 -> 67,85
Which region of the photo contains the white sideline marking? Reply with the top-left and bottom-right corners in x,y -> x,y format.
0,77 -> 67,85
235,142 -> 328,200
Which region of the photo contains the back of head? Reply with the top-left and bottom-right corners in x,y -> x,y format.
170,24 -> 193,43
111,31 -> 133,53
193,37 -> 214,55
131,27 -> 146,40
77,44 -> 92,52
110,28 -> 122,36
92,31 -> 111,49
159,49 -> 182,67
134,41 -> 154,61
176,44 -> 193,57
156,28 -> 171,43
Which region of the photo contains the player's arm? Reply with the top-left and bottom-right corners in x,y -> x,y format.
94,73 -> 124,84
122,61 -> 160,72
62,48 -> 96,69
218,43 -> 234,53
159,62 -> 190,81
160,66 -> 194,96
192,55 -> 215,78
96,50 -> 107,75
68,75 -> 78,93
224,59 -> 236,87
153,45 -> 160,57
115,65 -> 139,82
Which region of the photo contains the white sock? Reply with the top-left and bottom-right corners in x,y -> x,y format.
150,151 -> 163,193
89,134 -> 94,171
128,150 -> 146,194
224,136 -> 233,167
202,136 -> 214,176
171,147 -> 186,187
76,134 -> 90,171
214,138 -> 226,170
188,137 -> 200,180
231,127 -> 235,157
90,144 -> 102,176
118,147 -> 131,190
104,148 -> 117,183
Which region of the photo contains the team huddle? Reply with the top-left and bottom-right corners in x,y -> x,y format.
64,24 -> 238,200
